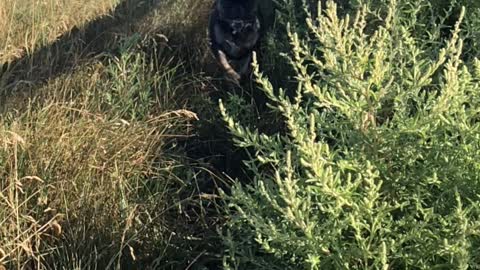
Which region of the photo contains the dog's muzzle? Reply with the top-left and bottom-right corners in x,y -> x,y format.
222,18 -> 260,35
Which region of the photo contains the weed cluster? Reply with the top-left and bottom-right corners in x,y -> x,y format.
220,0 -> 480,269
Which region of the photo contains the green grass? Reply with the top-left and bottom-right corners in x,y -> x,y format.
0,0 -> 223,269
1,50 -> 198,269
4,0 -> 480,269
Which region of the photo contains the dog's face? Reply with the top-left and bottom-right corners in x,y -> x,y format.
216,0 -> 259,35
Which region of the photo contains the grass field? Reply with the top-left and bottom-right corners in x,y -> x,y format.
4,0 -> 480,269
0,0 -> 227,269
0,0 -> 119,63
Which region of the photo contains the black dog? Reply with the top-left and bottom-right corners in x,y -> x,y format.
208,0 -> 262,83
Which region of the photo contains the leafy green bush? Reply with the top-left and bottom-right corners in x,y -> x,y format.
357,0 -> 480,59
220,0 -> 480,269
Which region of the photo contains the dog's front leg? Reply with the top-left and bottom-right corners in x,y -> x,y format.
238,52 -> 253,77
217,50 -> 241,83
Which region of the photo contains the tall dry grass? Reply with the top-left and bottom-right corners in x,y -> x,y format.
0,42 -> 210,269
0,0 -> 222,269
0,0 -> 118,63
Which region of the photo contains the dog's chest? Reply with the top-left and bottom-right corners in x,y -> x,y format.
232,28 -> 259,47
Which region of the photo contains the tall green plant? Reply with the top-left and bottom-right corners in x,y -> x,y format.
220,0 -> 480,269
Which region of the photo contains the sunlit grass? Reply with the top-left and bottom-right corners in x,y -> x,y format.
0,0 -> 119,63
0,0 -> 221,269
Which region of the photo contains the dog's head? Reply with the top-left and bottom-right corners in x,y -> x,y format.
216,0 -> 259,35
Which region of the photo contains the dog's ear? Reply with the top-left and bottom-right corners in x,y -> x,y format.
245,0 -> 259,13
216,0 -> 231,19
216,0 -> 259,17
215,0 -> 223,12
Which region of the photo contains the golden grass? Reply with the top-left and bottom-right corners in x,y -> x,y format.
0,0 -> 119,63
0,51 -> 206,268
0,0 -> 222,268
0,106 -> 193,268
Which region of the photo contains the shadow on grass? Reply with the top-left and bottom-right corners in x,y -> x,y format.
0,0 -> 228,269
0,0 -> 164,104
0,0 -> 277,268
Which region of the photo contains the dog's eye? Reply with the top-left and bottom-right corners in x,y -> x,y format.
231,21 -> 243,29
244,24 -> 254,31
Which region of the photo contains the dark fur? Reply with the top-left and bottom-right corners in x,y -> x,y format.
208,0 -> 262,82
